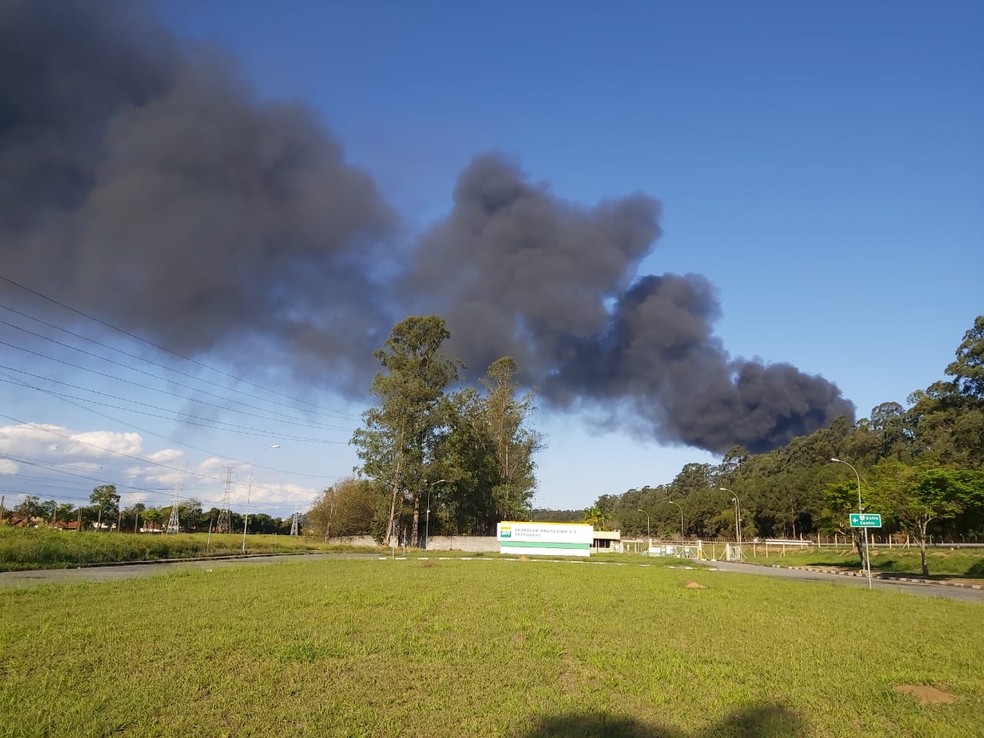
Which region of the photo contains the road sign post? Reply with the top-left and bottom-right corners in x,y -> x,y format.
849,513 -> 882,528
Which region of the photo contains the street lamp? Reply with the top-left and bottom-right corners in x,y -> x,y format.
831,457 -> 872,590
719,488 -> 741,559
636,509 -> 651,551
241,444 -> 281,553
425,479 -> 447,551
666,500 -> 684,542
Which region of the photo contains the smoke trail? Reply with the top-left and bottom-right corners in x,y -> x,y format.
407,158 -> 855,453
0,1 -> 854,452
0,0 -> 396,388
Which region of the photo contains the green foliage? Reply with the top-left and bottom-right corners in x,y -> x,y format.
0,528 -> 375,571
89,484 -> 120,529
595,315 -> 984,549
947,314 -> 984,401
351,316 -> 542,542
581,506 -> 605,527
352,315 -> 462,544
307,478 -> 388,540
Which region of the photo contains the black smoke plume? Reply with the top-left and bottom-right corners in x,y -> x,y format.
0,1 -> 854,453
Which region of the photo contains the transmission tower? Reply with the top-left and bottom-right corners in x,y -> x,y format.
165,486 -> 181,534
216,466 -> 234,533
290,511 -> 299,537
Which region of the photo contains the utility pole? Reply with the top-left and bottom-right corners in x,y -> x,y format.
165,487 -> 180,534
290,511 -> 299,537
217,466 -> 234,533
0,494 -> 5,522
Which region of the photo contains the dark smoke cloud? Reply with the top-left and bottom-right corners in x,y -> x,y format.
1,0 -> 396,388
0,1 -> 854,453
408,159 -> 855,453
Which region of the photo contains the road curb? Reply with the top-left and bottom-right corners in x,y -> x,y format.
771,564 -> 982,590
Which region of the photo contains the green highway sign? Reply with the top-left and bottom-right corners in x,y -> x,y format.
849,513 -> 882,528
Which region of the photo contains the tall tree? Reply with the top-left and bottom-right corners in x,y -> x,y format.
947,315 -> 984,402
871,461 -> 983,576
89,485 -> 120,531
352,316 -> 462,546
482,357 -> 542,518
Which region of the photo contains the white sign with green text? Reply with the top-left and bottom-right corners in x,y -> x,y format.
496,522 -> 594,557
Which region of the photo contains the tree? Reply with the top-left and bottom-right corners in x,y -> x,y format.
123,503 -> 146,533
582,506 -> 605,527
307,478 -> 387,540
481,357 -> 542,517
436,358 -> 544,535
13,496 -> 42,524
89,485 -> 120,531
821,479 -> 869,571
179,499 -> 204,532
871,461 -> 983,576
947,315 -> 984,402
351,316 -> 462,546
55,502 -> 75,525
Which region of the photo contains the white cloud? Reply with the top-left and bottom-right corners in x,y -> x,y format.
148,448 -> 184,463
0,424 -> 144,461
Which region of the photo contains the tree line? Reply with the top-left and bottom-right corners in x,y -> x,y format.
590,316 -> 984,576
3,483 -> 295,536
306,315 -> 541,545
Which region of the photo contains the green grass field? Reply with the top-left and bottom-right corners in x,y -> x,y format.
740,545 -> 984,579
1,557 -> 981,737
0,528 -> 377,571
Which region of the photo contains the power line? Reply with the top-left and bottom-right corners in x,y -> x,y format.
0,300 -> 360,421
0,372 -> 347,443
0,272 -> 361,417
0,326 -> 352,431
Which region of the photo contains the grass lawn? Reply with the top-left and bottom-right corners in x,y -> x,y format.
1,557 -> 981,737
740,544 -> 984,579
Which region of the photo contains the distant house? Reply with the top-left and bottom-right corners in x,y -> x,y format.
54,521 -> 80,531
592,530 -> 622,552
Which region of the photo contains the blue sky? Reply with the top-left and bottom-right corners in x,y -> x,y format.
1,1 -> 981,515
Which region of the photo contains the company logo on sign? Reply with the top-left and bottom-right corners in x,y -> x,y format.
500,526 -> 512,538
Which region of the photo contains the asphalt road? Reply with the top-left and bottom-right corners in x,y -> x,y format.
2,554 -> 982,604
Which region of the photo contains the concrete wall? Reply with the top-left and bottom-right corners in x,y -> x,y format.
322,535 -> 500,552
425,536 -> 499,553
325,535 -> 379,548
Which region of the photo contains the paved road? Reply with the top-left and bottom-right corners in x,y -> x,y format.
698,560 -> 984,604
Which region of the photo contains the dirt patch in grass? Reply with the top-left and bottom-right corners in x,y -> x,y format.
893,685 -> 958,705
419,560 -> 438,568
684,580 -> 706,589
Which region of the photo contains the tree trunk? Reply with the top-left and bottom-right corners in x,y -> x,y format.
853,530 -> 867,571
411,493 -> 420,547
918,520 -> 930,577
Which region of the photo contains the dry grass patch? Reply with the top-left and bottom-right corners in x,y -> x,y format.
893,685 -> 958,705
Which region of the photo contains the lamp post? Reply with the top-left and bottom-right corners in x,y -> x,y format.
425,479 -> 447,551
666,500 -> 684,542
636,509 -> 651,552
719,488 -> 741,560
241,444 -> 281,553
831,457 -> 872,590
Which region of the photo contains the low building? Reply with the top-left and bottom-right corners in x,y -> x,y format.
592,530 -> 622,552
